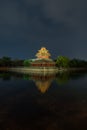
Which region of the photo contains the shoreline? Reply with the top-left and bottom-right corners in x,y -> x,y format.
8,67 -> 59,74
0,67 -> 87,74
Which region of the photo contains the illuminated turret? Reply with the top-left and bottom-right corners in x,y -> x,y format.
36,47 -> 51,59
31,47 -> 56,68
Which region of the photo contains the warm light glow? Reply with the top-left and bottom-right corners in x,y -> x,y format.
35,80 -> 52,93
36,47 -> 51,59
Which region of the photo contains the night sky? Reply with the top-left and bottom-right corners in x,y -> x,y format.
0,0 -> 87,60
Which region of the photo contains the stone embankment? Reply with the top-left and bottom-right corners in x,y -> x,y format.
9,67 -> 59,74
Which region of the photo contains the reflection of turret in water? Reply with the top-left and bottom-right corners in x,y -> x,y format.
35,80 -> 52,93
31,73 -> 55,93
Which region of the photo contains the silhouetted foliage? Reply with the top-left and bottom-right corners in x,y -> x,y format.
23,59 -> 32,66
55,56 -> 87,68
12,59 -> 24,67
0,57 -> 24,67
69,59 -> 87,68
56,56 -> 70,68
0,55 -> 87,68
0,56 -> 11,66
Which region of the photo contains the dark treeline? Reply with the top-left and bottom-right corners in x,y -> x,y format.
55,56 -> 87,68
0,56 -> 87,68
0,56 -> 24,67
69,58 -> 87,68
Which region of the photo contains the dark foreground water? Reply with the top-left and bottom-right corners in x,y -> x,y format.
0,70 -> 87,130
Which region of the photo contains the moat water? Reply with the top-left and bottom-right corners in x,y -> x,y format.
0,70 -> 87,130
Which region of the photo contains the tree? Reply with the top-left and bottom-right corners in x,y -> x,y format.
56,56 -> 70,68
1,56 -> 12,66
12,59 -> 24,67
69,59 -> 87,68
23,59 -> 32,67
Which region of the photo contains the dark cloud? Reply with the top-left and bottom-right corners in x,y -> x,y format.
0,0 -> 87,59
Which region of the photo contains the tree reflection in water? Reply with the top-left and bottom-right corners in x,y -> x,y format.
0,71 -> 87,130
55,71 -> 70,85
